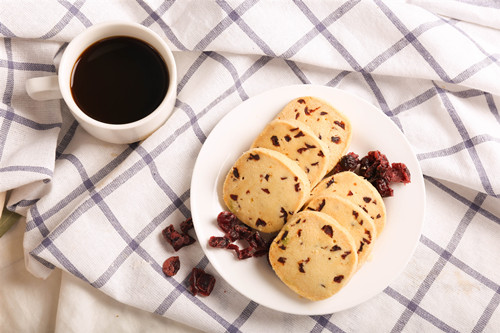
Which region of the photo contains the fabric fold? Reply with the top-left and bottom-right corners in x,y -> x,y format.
405,0 -> 500,30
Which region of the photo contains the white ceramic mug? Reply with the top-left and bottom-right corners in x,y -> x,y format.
26,21 -> 177,144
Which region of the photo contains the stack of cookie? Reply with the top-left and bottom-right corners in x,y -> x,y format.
222,96 -> 386,301
269,171 -> 386,300
223,96 -> 352,233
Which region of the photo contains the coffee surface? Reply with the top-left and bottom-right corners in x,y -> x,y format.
71,36 -> 168,124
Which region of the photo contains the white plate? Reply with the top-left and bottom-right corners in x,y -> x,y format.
190,85 -> 425,315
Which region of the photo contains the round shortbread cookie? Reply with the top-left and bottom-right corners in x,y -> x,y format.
223,147 -> 311,233
304,194 -> 377,268
276,96 -> 352,170
310,171 -> 386,235
251,119 -> 331,187
269,211 -> 358,301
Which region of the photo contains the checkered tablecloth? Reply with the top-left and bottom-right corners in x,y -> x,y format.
1,1 -> 499,332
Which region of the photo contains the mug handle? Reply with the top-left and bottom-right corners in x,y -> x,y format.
25,75 -> 63,101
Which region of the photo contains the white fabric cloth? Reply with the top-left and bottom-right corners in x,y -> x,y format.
0,217 -> 197,333
1,1 -> 499,332
406,0 -> 500,30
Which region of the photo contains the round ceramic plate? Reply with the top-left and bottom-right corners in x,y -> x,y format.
190,85 -> 425,315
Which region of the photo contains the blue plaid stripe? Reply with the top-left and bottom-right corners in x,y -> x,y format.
39,0 -> 92,39
0,107 -> 61,131
137,0 -> 187,50
25,145 -> 137,233
310,314 -> 345,332
455,0 -> 500,9
40,236 -> 90,283
294,1 -> 404,127
383,178 -> 500,332
1,38 -> 14,158
424,177 -> 499,226
1,0 -> 499,332
0,59 -> 55,73
392,189 -> 488,330
135,145 -> 191,217
384,286 -> 460,333
219,0 -> 276,57
433,84 -> 497,197
92,188 -> 191,288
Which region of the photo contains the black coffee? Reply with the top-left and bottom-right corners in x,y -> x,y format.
71,36 -> 169,124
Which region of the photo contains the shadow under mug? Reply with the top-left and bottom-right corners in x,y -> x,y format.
26,21 -> 177,144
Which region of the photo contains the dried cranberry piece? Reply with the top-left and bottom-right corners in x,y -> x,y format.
162,224 -> 196,251
221,221 -> 252,242
208,236 -> 231,248
188,268 -> 201,295
226,243 -> 241,255
217,211 -> 237,233
233,223 -> 253,239
232,167 -> 240,179
253,248 -> 269,257
228,244 -> 256,260
389,163 -> 411,183
189,268 -> 216,296
358,156 -> 374,180
332,152 -> 360,173
227,243 -> 255,260
354,150 -> 412,197
358,151 -> 389,181
247,231 -> 267,250
225,228 -> 241,242
209,211 -> 270,259
374,178 -> 393,197
240,247 -> 256,260
180,217 -> 194,234
370,150 -> 390,167
162,256 -> 180,277
321,225 -> 334,237
241,231 -> 269,258
196,272 -> 216,296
